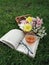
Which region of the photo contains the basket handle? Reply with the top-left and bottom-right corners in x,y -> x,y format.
15,14 -> 31,23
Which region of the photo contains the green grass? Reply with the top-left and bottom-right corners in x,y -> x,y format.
0,0 -> 49,65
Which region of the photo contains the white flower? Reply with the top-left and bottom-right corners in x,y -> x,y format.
18,24 -> 24,30
42,30 -> 45,33
38,30 -> 43,33
42,27 -> 45,29
44,33 -> 47,35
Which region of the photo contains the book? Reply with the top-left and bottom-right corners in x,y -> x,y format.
0,29 -> 40,58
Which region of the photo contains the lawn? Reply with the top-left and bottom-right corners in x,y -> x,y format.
0,0 -> 49,65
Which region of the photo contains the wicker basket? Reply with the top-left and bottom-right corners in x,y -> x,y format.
15,14 -> 35,34
15,14 -> 31,23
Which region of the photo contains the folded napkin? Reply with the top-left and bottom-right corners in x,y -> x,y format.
16,35 -> 40,58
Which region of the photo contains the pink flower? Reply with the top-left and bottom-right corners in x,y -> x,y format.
36,17 -> 43,27
32,21 -> 36,27
20,20 -> 27,24
32,18 -> 36,27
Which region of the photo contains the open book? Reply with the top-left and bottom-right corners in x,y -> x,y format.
0,29 -> 40,58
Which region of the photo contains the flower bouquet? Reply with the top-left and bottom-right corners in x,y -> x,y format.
15,14 -> 47,57
15,14 -> 47,39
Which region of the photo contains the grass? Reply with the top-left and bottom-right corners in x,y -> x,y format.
0,0 -> 49,65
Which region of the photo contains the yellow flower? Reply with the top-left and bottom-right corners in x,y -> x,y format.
23,24 -> 32,32
26,16 -> 33,23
